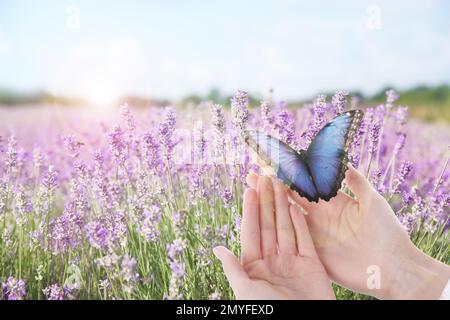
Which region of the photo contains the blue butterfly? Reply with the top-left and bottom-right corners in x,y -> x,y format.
245,110 -> 363,202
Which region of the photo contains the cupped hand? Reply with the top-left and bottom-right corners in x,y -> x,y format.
246,165 -> 450,299
214,176 -> 335,300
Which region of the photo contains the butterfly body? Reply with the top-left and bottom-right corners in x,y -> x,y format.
245,110 -> 363,202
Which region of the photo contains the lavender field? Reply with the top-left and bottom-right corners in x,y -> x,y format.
0,90 -> 449,300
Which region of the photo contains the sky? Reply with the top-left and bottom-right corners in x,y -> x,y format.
0,0 -> 449,104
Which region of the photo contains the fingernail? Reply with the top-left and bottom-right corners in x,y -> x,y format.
212,246 -> 222,259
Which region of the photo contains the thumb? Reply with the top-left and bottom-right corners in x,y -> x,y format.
213,246 -> 249,294
344,164 -> 373,201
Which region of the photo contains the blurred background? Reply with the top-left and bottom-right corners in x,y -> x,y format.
0,0 -> 449,122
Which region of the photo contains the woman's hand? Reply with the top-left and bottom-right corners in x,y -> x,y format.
214,176 -> 335,300
247,165 -> 450,299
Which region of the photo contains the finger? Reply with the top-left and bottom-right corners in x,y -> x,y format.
246,173 -> 259,189
286,189 -> 316,213
241,188 -> 261,264
273,178 -> 297,254
290,204 -> 317,258
257,176 -> 277,257
213,246 -> 249,296
344,164 -> 373,201
247,172 -> 317,213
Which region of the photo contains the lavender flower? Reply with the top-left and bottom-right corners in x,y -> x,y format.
167,239 -> 185,260
95,252 -> 121,270
141,131 -> 161,173
85,220 -> 110,249
49,201 -> 84,255
260,100 -> 273,131
221,188 -> 233,208
5,135 -> 18,170
368,120 -> 382,154
193,121 -> 207,163
211,104 -> 226,160
41,165 -> 58,192
63,135 -> 84,158
189,167 -> 205,201
392,160 -> 413,193
230,90 -> 249,136
99,279 -> 110,291
275,108 -> 296,145
386,89 -> 399,109
393,133 -> 406,156
303,95 -> 327,146
42,284 -> 65,300
0,182 -> 8,216
140,206 -> 162,242
158,107 -> 177,163
172,211 -> 185,238
108,126 -> 127,165
370,168 -> 383,192
14,184 -> 32,226
395,106 -> 408,128
332,90 -> 348,115
120,103 -> 136,134
2,277 -> 26,300
120,254 -> 139,294
166,239 -> 186,299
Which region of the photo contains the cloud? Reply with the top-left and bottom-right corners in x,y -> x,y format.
47,36 -> 150,103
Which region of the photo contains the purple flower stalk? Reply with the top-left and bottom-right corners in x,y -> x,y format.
108,126 -> 127,165
275,109 -> 296,145
121,255 -> 138,282
141,131 -> 161,173
2,277 -> 26,300
211,104 -> 226,160
140,206 -> 162,242
392,160 -> 413,193
40,165 -> 58,194
166,238 -> 186,299
221,188 -> 233,208
260,100 -> 273,131
230,90 -> 249,136
63,135 -> 83,158
193,121 -> 207,163
49,201 -> 84,255
189,167 -> 205,201
120,103 -> 136,134
42,284 -> 67,300
368,120 -> 382,154
332,90 -> 348,115
5,135 -> 18,170
395,106 -> 408,129
303,95 -> 327,146
166,238 -> 185,260
158,107 -> 177,163
386,89 -> 399,109
85,220 -> 110,249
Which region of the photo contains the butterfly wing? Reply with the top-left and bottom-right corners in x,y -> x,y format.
305,110 -> 363,201
245,131 -> 318,202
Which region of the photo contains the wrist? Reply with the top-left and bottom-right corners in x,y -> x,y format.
380,245 -> 450,300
